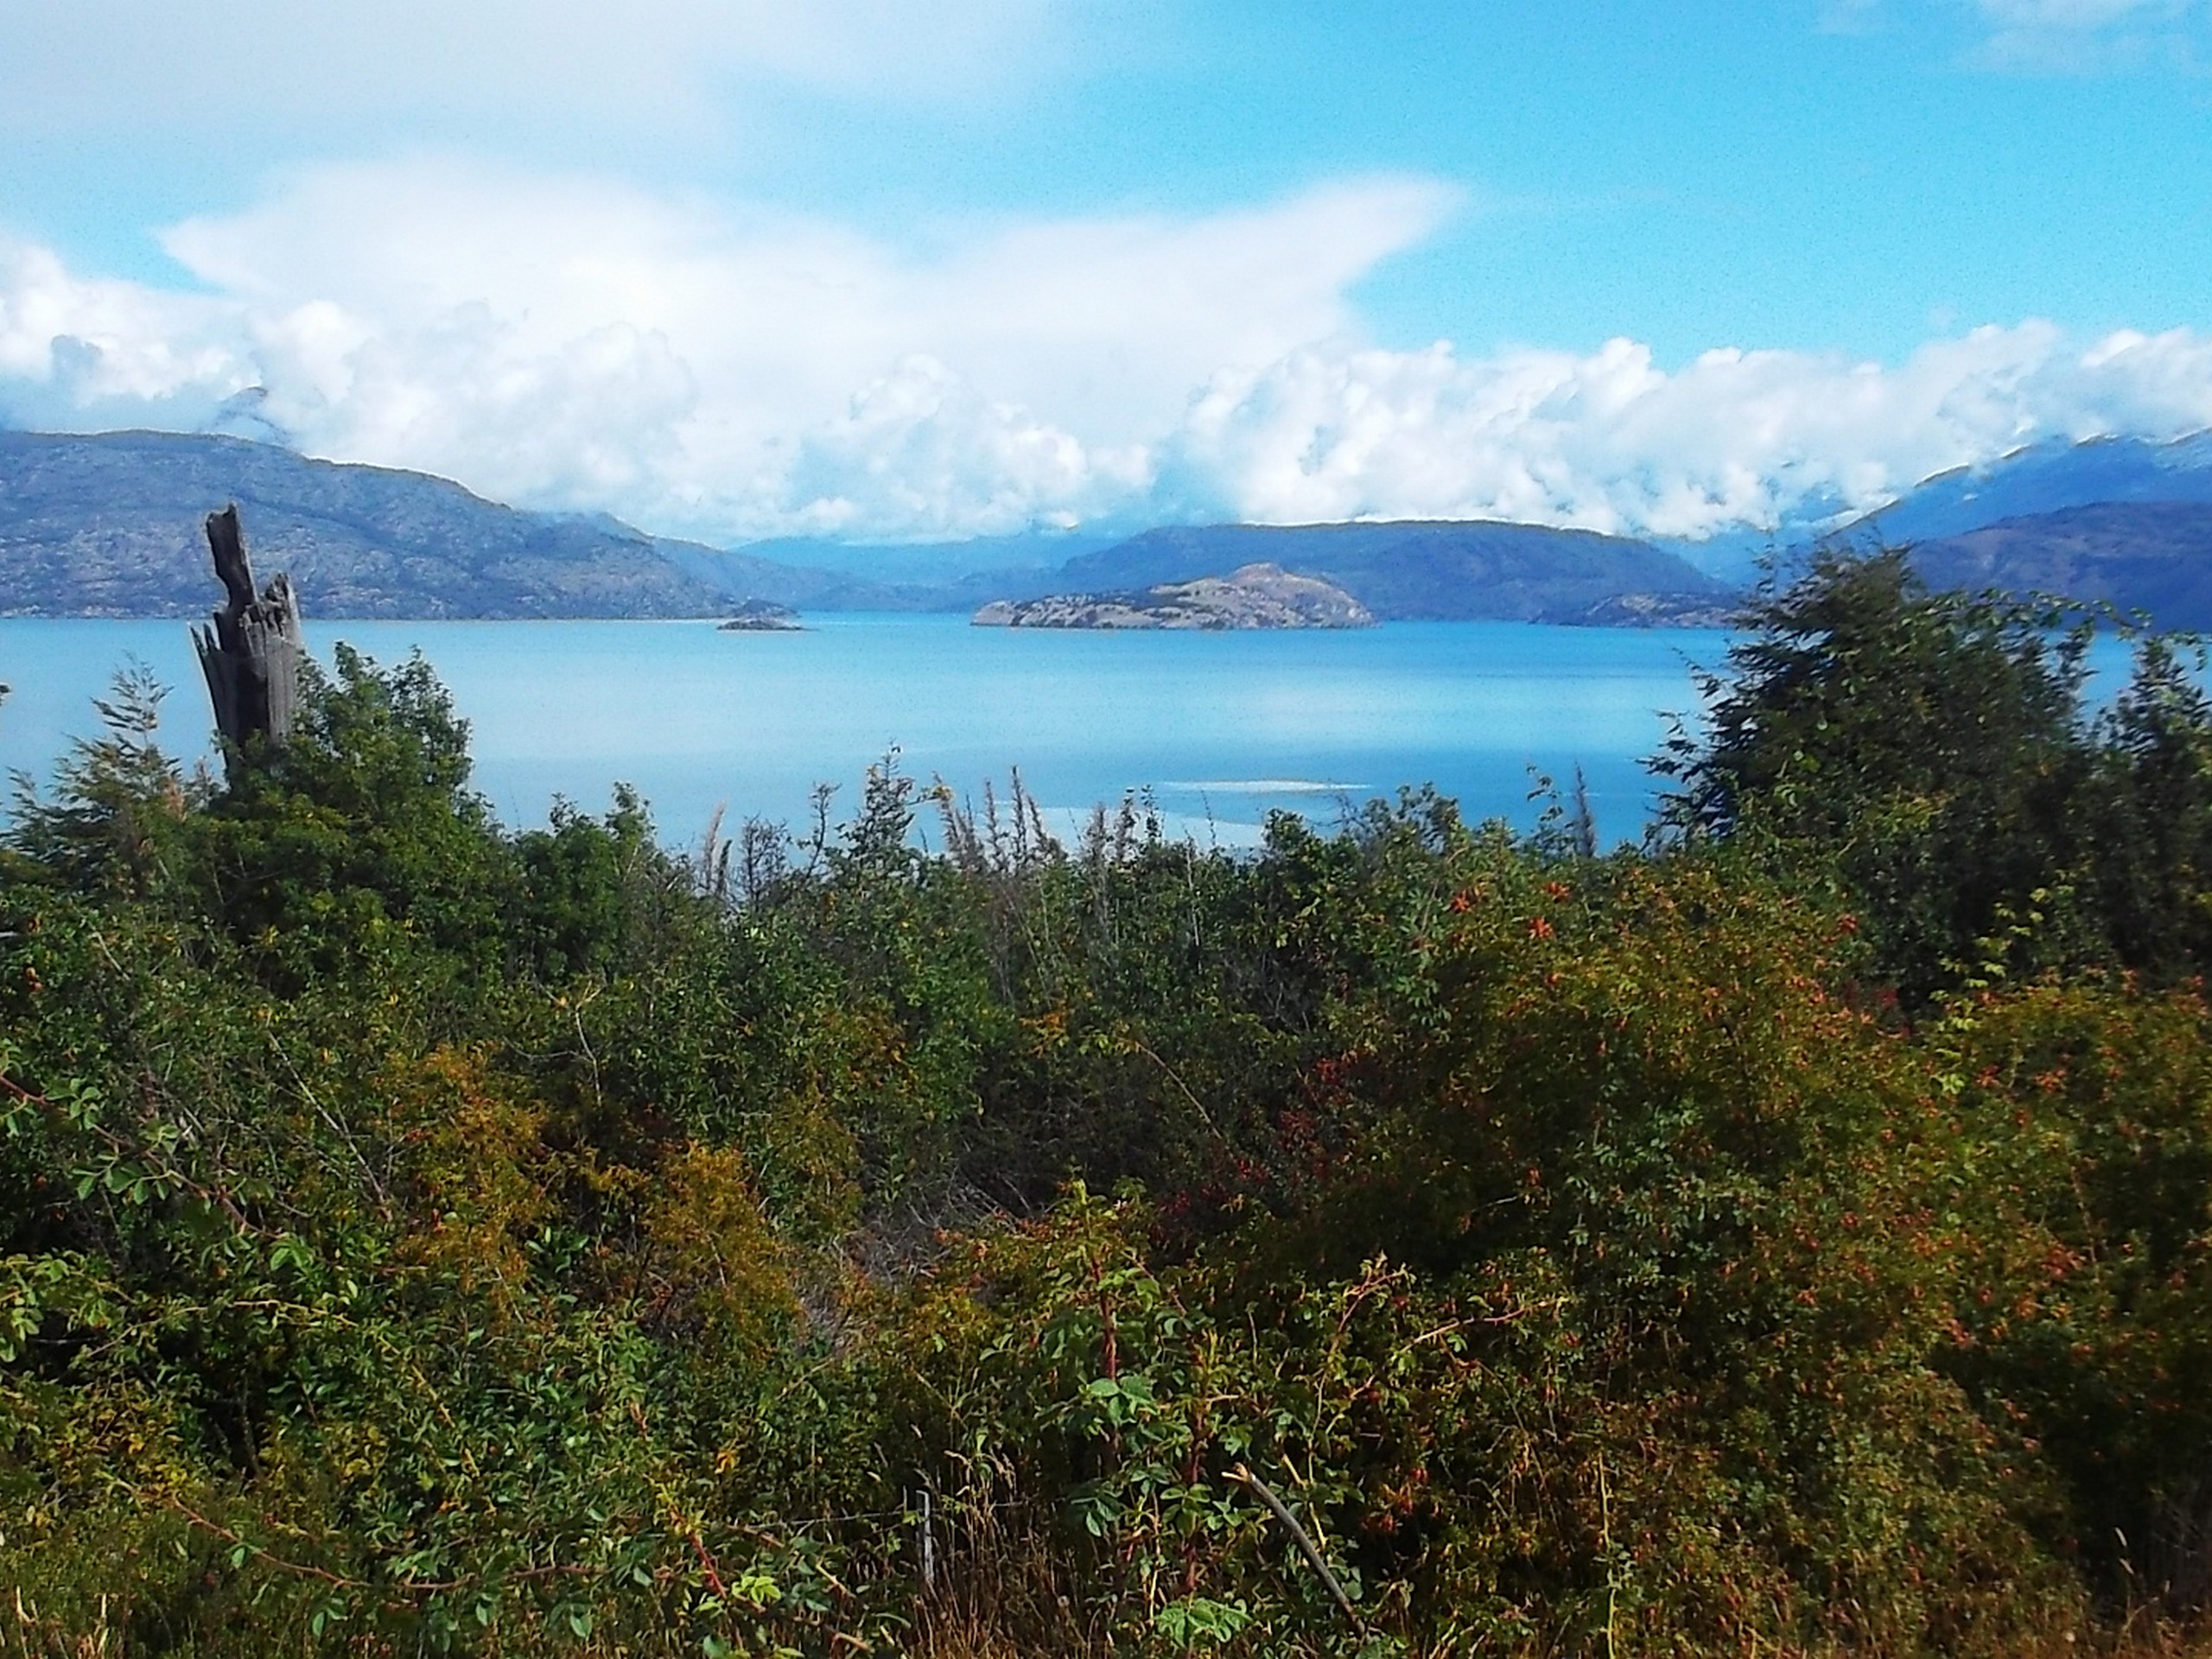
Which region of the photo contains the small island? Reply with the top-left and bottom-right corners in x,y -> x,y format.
973,562 -> 1374,630
1541,590 -> 1741,628
717,598 -> 805,632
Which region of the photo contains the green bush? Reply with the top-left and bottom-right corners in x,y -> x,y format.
4,596 -> 2212,1655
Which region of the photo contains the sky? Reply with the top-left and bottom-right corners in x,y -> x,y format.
1,0 -> 2209,549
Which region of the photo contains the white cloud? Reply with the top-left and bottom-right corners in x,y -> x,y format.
3,160 -> 2210,550
1162,323 -> 2212,539
1816,0 -> 1887,34
1970,0 -> 2204,68
1820,0 -> 2205,70
156,159 -> 1450,447
781,355 -> 1149,538
0,241 -> 248,423
1980,0 -> 2174,26
0,160 -> 1452,541
0,0 -> 1068,138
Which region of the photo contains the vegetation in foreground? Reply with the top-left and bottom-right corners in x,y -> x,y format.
6,551 -> 2212,1656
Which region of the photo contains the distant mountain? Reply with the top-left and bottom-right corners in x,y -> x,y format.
724,529 -> 1122,586
1908,501 -> 2212,629
1774,430 -> 2212,629
0,430 -> 850,619
674,531 -> 1162,613
1035,520 -> 1732,623
650,541 -> 919,612
1855,431 -> 2212,548
72,426 -> 2212,629
1655,430 -> 2212,582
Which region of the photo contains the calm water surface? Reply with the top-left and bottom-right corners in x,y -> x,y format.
0,615 -> 1730,847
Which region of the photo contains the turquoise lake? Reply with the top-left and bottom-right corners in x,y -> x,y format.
0,615 -> 1732,849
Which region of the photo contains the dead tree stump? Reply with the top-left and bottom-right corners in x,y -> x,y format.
192,504 -> 303,752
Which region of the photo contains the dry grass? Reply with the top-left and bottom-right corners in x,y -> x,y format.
904,1599 -> 2212,1659
6,1591 -> 111,1659
904,1489 -> 1115,1659
17,1567 -> 2212,1659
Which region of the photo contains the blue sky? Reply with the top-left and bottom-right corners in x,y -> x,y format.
1,0 -> 2209,545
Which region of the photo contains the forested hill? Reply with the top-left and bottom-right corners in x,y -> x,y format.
1908,500 -> 2212,628
0,429 -> 879,619
1047,518 -> 1732,622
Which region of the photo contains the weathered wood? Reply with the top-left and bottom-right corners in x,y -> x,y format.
1230,1464 -> 1363,1630
192,504 -> 303,753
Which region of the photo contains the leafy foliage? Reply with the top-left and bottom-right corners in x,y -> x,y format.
1660,547 -> 2212,1000
4,583 -> 2212,1655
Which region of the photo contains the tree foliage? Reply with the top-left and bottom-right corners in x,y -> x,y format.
3,582 -> 2212,1655
1661,547 -> 2212,999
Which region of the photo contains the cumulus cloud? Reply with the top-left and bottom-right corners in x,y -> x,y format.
0,240 -> 249,426
1163,323 -> 2212,539
781,356 -> 1149,538
157,160 -> 1450,446
3,159 -> 2209,548
0,159 -> 1452,541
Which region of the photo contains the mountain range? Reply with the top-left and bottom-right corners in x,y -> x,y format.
1847,432 -> 2212,627
0,430 -> 925,619
1910,501 -> 2212,625
1855,431 -> 2212,546
1030,520 -> 1727,623
5,426 -> 2212,627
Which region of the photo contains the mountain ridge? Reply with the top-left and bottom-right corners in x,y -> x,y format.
1655,429 -> 2212,582
1908,500 -> 2212,629
1859,429 -> 2212,548
0,429 -> 938,618
0,429 -> 734,619
1033,519 -> 1732,623
1808,432 -> 2212,629
11,427 -> 2212,626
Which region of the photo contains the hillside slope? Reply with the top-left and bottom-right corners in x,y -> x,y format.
1656,430 -> 2212,581
1910,500 -> 2212,628
1043,519 -> 1730,622
1859,431 -> 2212,548
0,430 -> 855,619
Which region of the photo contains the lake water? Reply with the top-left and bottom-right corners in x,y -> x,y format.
0,615 -> 1731,849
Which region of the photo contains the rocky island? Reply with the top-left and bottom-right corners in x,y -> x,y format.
717,598 -> 805,631
972,562 -> 1374,630
1541,590 -> 1741,628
